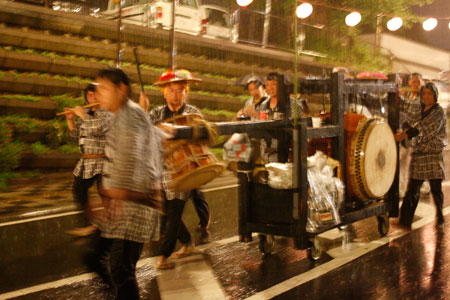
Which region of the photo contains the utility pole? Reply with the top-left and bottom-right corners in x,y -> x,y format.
374,13 -> 382,51
115,0 -> 123,66
262,0 -> 272,48
169,0 -> 177,69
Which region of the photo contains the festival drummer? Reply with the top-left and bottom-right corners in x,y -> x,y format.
140,69 -> 210,269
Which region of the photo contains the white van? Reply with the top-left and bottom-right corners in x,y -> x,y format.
101,0 -> 202,36
198,5 -> 231,40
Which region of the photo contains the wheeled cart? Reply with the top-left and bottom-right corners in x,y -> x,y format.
173,72 -> 400,260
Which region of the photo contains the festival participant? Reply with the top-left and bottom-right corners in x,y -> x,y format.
64,83 -> 111,236
259,72 -> 307,162
395,82 -> 447,229
398,73 -> 429,198
140,69 -> 209,269
236,76 -> 268,120
95,67 -> 164,299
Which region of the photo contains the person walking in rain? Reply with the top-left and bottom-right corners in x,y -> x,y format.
94,67 -> 164,299
64,83 -> 111,236
140,69 -> 210,269
395,82 -> 447,229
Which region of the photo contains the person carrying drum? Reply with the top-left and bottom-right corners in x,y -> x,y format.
139,69 -> 210,269
398,73 -> 430,198
236,76 -> 268,120
64,83 -> 111,236
94,67 -> 164,299
395,82 -> 447,229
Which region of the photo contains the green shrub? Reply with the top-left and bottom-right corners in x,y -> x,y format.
52,94 -> 84,113
0,172 -> 20,191
0,115 -> 44,133
0,142 -> 25,172
0,94 -> 42,102
0,119 -> 13,143
57,143 -> 79,153
30,142 -> 50,155
45,119 -> 70,147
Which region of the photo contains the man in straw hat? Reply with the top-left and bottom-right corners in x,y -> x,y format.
140,69 -> 211,269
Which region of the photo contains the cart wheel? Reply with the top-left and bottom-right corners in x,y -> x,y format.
377,214 -> 390,236
258,234 -> 275,254
307,236 -> 322,261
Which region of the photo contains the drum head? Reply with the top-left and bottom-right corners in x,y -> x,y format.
169,164 -> 225,192
350,118 -> 397,200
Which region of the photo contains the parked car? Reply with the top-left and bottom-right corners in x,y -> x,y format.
100,0 -> 202,36
198,5 -> 231,40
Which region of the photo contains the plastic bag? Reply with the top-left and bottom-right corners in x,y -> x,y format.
306,151 -> 344,233
266,162 -> 293,189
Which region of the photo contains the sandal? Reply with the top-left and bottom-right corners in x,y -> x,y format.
156,261 -> 174,270
172,251 -> 193,259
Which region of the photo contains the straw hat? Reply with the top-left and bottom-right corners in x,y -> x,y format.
153,69 -> 201,86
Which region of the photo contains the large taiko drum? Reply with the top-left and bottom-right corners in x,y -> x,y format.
347,116 -> 397,201
161,114 -> 224,192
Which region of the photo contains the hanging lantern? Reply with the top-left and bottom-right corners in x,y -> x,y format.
296,3 -> 313,19
387,17 -> 403,31
345,11 -> 361,27
236,0 -> 253,7
423,18 -> 437,31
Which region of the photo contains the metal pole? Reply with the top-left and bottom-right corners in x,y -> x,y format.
262,0 -> 271,48
293,15 -> 299,125
169,0 -> 176,69
374,13 -> 382,51
116,0 -> 122,66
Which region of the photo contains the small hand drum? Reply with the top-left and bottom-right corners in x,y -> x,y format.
162,114 -> 224,192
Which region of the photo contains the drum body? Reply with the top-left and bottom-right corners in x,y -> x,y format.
347,117 -> 397,201
162,114 -> 224,192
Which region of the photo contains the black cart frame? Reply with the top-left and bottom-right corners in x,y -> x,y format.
173,72 -> 400,258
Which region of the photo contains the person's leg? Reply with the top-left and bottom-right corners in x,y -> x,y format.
192,189 -> 210,229
110,239 -> 143,300
159,199 -> 186,266
429,179 -> 444,224
399,145 -> 411,198
73,176 -> 90,211
400,178 -> 423,228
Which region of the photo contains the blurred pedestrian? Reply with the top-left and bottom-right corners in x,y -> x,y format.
395,82 -> 447,229
64,83 -> 111,236
95,67 -> 164,299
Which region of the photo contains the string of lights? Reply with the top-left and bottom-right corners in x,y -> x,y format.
236,0 -> 450,31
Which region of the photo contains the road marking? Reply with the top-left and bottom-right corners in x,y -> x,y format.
0,210 -> 84,227
0,273 -> 97,300
0,234 -> 250,300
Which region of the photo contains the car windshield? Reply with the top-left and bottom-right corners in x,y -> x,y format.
205,8 -> 230,27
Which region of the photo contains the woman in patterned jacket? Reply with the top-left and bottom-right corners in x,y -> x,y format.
395,82 -> 448,229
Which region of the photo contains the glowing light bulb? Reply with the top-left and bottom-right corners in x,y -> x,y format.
236,0 -> 253,7
345,11 -> 361,27
423,18 -> 437,31
448,21 -> 450,30
387,17 -> 402,31
296,3 -> 313,19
